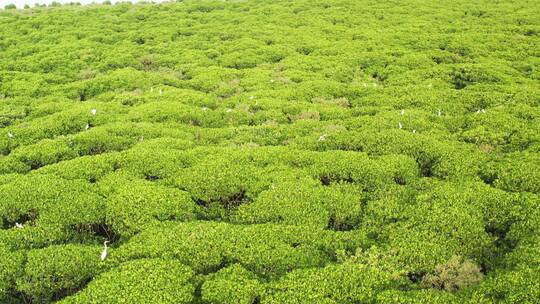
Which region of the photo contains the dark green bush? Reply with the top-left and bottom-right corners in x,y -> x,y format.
234,179 -> 363,230
376,289 -> 461,304
33,153 -> 117,182
471,266 -> 540,303
16,244 -> 102,303
373,182 -> 493,273
201,264 -> 263,304
263,262 -> 394,303
0,245 -> 23,302
9,139 -> 77,170
0,175 -> 106,247
69,127 -> 136,156
114,221 -> 362,278
105,180 -> 197,237
174,157 -> 261,205
59,259 -> 195,304
488,152 -> 540,194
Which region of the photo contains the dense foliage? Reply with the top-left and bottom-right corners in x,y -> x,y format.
0,0 -> 539,303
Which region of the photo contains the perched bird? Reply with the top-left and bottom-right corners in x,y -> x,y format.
159,89 -> 163,95
7,132 -> 13,138
101,241 -> 109,261
269,79 -> 275,83
412,129 -> 416,134
85,124 -> 90,130
437,109 -> 442,116
398,122 -> 403,129
226,108 -> 232,113
91,108 -> 97,115
201,107 -> 208,111
400,109 -> 405,115
249,96 -> 254,100
318,134 -> 327,142
15,222 -> 23,229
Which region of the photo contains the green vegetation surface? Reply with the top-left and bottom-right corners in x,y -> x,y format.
0,0 -> 539,303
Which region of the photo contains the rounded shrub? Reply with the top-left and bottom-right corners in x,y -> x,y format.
16,244 -> 103,303
201,264 -> 263,304
59,258 -> 195,304
105,180 -> 197,237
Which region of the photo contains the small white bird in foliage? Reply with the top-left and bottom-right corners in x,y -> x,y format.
15,222 -> 23,229
101,241 -> 109,261
201,107 -> 208,111
226,108 -> 232,113
249,96 -> 254,100
91,109 -> 97,116
398,122 -> 403,129
437,109 -> 442,116
7,132 -> 14,138
318,134 -> 327,142
269,79 -> 275,83
85,124 -> 90,130
159,89 -> 163,95
400,109 -> 405,115
412,129 -> 416,134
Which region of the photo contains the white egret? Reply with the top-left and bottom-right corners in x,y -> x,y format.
249,96 -> 254,100
270,79 -> 275,83
226,109 -> 232,113
91,109 -> 97,115
15,222 -> 23,229
201,107 -> 208,111
85,124 -> 90,130
101,241 -> 109,261
400,109 -> 405,115
159,89 -> 163,95
7,132 -> 13,138
412,129 -> 416,134
318,134 -> 327,142
437,109 -> 442,116
398,122 -> 403,129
